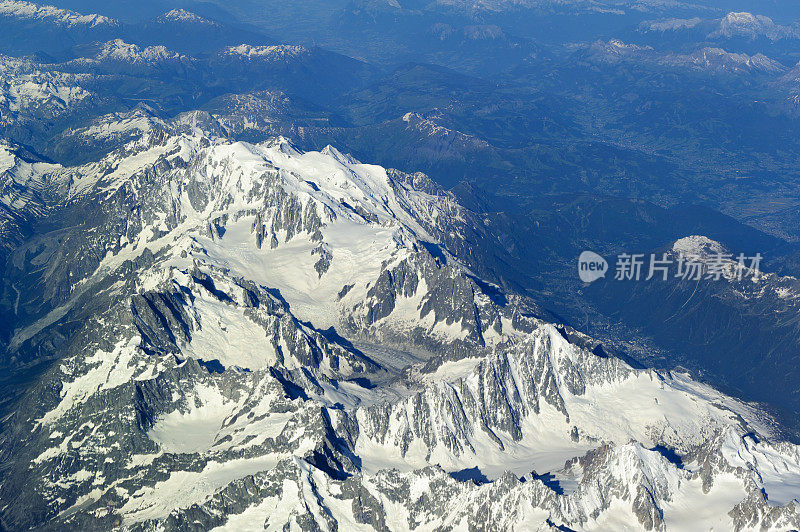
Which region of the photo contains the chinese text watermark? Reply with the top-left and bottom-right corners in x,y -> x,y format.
578,251 -> 762,283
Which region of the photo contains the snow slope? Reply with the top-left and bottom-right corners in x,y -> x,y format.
1,123 -> 799,531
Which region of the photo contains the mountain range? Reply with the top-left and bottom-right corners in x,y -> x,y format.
2,115 -> 800,530
2,0 -> 800,529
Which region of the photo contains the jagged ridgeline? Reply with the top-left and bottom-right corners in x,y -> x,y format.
1,119 -> 800,531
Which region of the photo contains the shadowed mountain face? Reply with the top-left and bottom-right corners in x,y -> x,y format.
2,0 -> 800,529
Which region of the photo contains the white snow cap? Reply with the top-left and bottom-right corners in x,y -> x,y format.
0,0 -> 116,27
672,235 -> 726,257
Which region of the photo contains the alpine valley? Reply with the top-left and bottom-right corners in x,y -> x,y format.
1,1 -> 800,531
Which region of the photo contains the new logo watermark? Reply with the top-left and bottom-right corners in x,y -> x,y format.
578,251 -> 609,283
577,250 -> 763,284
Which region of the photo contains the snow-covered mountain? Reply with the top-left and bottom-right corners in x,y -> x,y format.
0,0 -> 115,28
0,56 -> 95,125
711,12 -> 800,41
61,39 -> 196,78
0,0 -> 122,58
640,11 -> 800,43
219,44 -> 310,63
1,114 -> 800,530
0,54 -> 116,159
91,39 -> 190,66
156,9 -> 219,27
586,39 -> 786,75
2,1 -> 800,528
0,140 -> 59,252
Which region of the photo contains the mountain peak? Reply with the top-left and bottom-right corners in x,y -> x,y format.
0,0 -> 117,27
94,38 -> 188,64
714,11 -> 799,40
157,8 -> 217,26
221,44 -> 309,61
672,235 -> 727,257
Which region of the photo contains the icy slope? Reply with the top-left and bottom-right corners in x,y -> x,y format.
0,140 -> 61,251
29,127 -> 530,351
1,128 -> 799,531
0,55 -> 95,125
